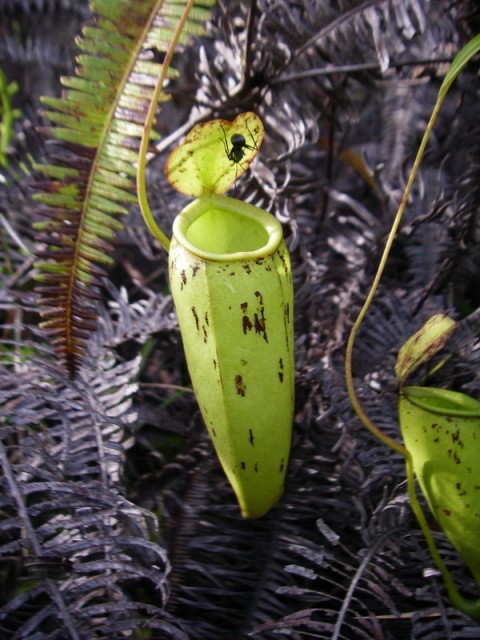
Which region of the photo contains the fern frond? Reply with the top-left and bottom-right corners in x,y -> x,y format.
33,0 -> 214,375
0,312 -> 183,638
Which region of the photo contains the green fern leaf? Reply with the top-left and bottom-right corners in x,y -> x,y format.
32,0 -> 214,375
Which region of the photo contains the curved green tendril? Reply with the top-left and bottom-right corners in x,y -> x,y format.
136,0 -> 198,252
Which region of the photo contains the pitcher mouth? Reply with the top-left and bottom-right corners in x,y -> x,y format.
172,193 -> 283,261
402,386 -> 480,418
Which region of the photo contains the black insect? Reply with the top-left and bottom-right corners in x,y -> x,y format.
220,124 -> 258,167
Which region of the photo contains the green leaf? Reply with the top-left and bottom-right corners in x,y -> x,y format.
439,33 -> 480,99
